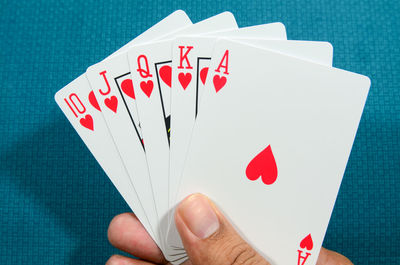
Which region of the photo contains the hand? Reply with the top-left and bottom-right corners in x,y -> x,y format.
106,193 -> 353,265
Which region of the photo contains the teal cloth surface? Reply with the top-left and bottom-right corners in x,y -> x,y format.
0,0 -> 399,264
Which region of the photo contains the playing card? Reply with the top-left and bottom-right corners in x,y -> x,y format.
54,78 -> 157,244
87,59 -> 167,245
166,21 -> 289,231
167,39 -> 370,265
126,12 -> 238,255
56,10 -> 192,251
168,36 -> 333,227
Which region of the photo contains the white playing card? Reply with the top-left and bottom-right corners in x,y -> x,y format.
168,36 -> 333,227
167,39 -> 370,265
167,23 -> 288,225
54,78 -> 157,243
87,59 -> 166,246
127,12 -> 238,259
56,10 -> 192,251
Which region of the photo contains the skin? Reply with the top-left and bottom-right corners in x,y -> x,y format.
106,195 -> 353,265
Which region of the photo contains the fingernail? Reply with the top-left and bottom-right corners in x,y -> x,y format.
177,194 -> 220,239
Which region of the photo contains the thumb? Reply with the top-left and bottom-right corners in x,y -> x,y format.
175,193 -> 270,265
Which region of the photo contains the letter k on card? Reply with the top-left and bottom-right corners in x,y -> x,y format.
177,45 -> 194,90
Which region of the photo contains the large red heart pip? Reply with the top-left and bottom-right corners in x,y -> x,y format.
159,65 -> 172,87
200,67 -> 209,85
88,90 -> 101,112
104,96 -> 118,113
245,145 -> 278,185
79,114 -> 94,131
299,234 -> 313,251
178,72 -> 192,90
140,80 -> 154,98
213,74 -> 227,93
121,79 -> 135,99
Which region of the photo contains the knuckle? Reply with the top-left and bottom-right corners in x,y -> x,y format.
200,225 -> 268,265
227,241 -> 258,265
219,240 -> 267,265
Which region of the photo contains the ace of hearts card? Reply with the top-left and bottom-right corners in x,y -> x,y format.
167,39 -> 370,265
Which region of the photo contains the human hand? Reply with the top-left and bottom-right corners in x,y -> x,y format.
106,193 -> 353,265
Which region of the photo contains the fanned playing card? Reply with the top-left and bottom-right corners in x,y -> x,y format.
55,77 -> 159,241
168,36 -> 334,228
56,10 -> 192,251
168,23 -> 288,226
167,39 -> 370,265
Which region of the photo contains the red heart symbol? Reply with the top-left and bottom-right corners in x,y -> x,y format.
79,114 -> 94,131
121,79 -> 135,99
178,72 -> 192,90
245,145 -> 278,185
88,90 -> 101,112
159,65 -> 172,87
104,96 -> 118,113
200,67 -> 209,85
140,80 -> 154,98
300,234 -> 313,251
213,74 -> 227,93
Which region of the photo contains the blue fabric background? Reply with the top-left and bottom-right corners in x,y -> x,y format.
0,0 -> 398,264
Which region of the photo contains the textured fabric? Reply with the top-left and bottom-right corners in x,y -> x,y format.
0,0 -> 398,264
